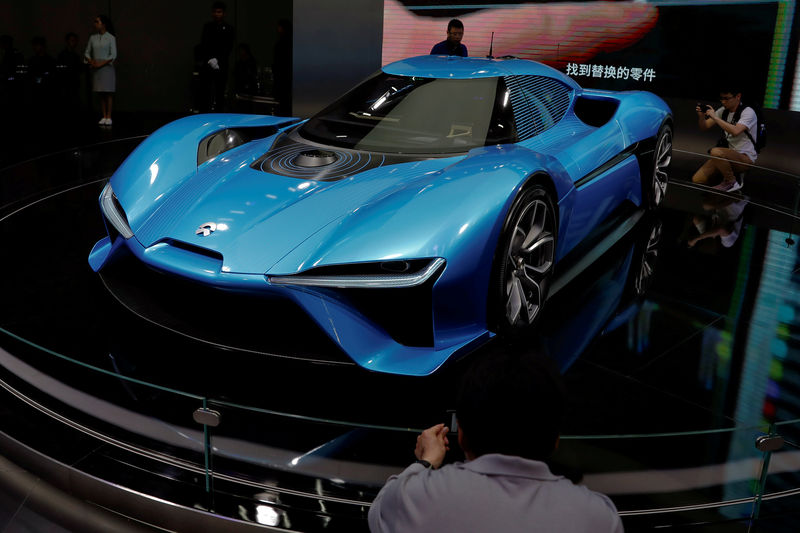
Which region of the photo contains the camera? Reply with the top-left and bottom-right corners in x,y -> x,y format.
696,102 -> 711,114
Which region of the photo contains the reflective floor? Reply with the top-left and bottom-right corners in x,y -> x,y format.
1,130 -> 800,531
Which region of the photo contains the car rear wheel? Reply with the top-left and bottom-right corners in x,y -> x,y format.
647,123 -> 672,207
491,184 -> 556,333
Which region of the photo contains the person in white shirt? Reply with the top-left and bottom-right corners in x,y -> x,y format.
693,87 -> 758,192
368,344 -> 624,533
84,15 -> 116,126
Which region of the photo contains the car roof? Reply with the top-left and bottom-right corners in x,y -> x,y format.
382,55 -> 579,88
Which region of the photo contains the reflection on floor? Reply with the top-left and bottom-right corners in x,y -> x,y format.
1,134 -> 800,531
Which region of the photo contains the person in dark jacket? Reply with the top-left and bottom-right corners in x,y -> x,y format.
200,1 -> 235,111
430,19 -> 467,57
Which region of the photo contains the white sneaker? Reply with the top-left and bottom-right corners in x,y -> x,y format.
98,118 -> 107,125
105,118 -> 112,126
713,179 -> 742,193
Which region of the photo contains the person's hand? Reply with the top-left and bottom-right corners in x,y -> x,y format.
208,57 -> 220,70
414,423 -> 450,469
696,104 -> 711,118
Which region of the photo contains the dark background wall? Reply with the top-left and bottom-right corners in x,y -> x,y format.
0,0 -> 296,113
0,0 -> 385,167
0,0 -> 384,117
292,0 -> 383,117
2,1 -> 798,115
1,0 -> 797,174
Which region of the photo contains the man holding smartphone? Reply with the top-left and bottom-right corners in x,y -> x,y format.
368,344 -> 623,533
692,87 -> 758,192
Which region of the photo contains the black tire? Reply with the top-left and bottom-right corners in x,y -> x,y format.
645,123 -> 672,208
489,183 -> 557,334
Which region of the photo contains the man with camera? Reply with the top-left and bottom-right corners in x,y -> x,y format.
692,87 -> 758,192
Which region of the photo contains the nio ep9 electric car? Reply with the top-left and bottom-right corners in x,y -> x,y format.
89,55 -> 672,375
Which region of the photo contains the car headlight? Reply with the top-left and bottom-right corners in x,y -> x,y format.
100,183 -> 134,239
197,128 -> 246,165
268,258 -> 446,289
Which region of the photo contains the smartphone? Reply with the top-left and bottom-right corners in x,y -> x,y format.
447,410 -> 458,433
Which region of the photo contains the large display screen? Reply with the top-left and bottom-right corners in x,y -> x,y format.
383,0 -> 798,110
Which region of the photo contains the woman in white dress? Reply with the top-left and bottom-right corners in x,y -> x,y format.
84,15 -> 116,126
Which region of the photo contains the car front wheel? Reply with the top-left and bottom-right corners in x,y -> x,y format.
491,184 -> 556,333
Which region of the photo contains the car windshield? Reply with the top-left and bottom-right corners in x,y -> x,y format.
298,73 -> 518,154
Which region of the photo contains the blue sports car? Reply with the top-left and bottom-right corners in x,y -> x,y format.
89,55 -> 672,376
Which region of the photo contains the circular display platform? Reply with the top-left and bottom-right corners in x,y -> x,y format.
1,139 -> 800,531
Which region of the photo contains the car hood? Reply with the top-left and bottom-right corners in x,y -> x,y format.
132,147 -> 464,274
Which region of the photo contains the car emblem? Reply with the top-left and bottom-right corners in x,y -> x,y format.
196,222 -> 217,237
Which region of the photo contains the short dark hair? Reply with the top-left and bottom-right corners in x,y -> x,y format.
97,15 -> 115,36
212,1 -> 227,11
447,19 -> 464,32
719,85 -> 742,97
456,341 -> 566,461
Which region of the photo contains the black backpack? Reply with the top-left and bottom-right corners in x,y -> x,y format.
721,103 -> 767,153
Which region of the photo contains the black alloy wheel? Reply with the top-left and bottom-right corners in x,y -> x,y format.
491,184 -> 557,332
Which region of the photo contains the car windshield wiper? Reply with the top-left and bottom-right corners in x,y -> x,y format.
367,82 -> 415,112
347,112 -> 399,122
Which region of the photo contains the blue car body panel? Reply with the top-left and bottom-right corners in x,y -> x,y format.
383,55 -> 582,88
89,56 -> 671,376
113,114 -> 298,232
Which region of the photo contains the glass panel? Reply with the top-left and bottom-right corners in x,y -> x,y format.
553,426 -> 767,527
206,399 -> 417,529
206,399 -> 419,493
736,190 -> 800,526
669,150 -> 800,220
0,137 -> 144,217
0,328 -> 213,508
203,401 -> 775,529
1,139 -> 217,502
759,420 -> 800,527
299,73 -> 516,153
